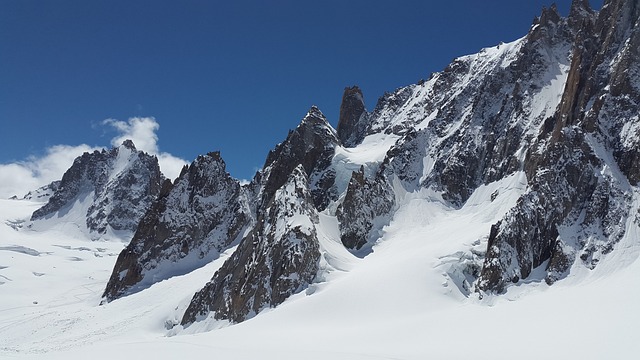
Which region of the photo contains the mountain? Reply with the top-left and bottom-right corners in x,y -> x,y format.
102,151 -> 251,300
3,1 -> 640,358
29,140 -> 164,240
181,164 -> 320,324
38,0 -> 640,327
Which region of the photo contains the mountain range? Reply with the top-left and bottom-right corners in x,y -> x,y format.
2,0 -> 639,358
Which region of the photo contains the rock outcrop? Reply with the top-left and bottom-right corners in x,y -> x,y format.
102,152 -> 251,300
181,165 -> 320,324
336,86 -> 369,147
336,166 -> 394,250
477,0 -> 640,292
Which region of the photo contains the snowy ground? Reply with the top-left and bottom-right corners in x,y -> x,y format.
1,172 -> 639,359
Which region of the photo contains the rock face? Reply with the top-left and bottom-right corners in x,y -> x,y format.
30,140 -> 163,239
477,0 -> 640,292
336,86 -> 369,147
181,165 -> 320,324
180,108 -> 337,323
102,152 -> 251,300
258,106 -> 341,211
336,166 -> 394,250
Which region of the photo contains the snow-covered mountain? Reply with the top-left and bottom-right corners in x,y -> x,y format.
1,0 -> 640,358
29,140 -> 164,240
102,0 -> 640,323
103,151 -> 251,300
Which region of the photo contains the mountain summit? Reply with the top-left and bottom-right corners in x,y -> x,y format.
30,140 -> 164,240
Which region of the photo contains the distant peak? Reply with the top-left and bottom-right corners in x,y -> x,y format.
570,0 -> 592,13
305,105 -> 326,120
121,139 -> 136,150
535,3 -> 562,26
568,0 -> 596,31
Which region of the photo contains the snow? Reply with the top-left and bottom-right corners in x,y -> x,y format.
109,145 -> 134,182
27,190 -> 96,240
332,132 -> 399,195
524,44 -> 572,135
2,165 -> 639,359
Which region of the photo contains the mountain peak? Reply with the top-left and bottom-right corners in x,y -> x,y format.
121,139 -> 136,150
302,105 -> 327,123
535,3 -> 562,26
337,85 -> 368,147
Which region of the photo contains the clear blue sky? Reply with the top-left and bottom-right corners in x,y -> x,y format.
0,0 -> 603,181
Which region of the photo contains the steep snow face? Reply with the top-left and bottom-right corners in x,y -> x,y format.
102,152 -> 251,301
29,141 -> 163,240
384,23 -> 572,204
181,165 -> 320,324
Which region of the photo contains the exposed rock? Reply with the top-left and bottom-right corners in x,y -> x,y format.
336,85 -> 369,147
336,166 -> 394,250
477,0 -> 639,292
259,106 -> 340,211
180,107 -> 339,324
181,165 -> 320,324
22,181 -> 61,202
102,152 -> 251,301
31,140 -> 163,238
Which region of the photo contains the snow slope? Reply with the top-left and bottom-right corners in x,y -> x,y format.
1,172 -> 639,359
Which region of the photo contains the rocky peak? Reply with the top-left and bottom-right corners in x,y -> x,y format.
337,85 -> 369,147
476,0 -> 640,293
181,164 -> 320,324
529,3 -> 570,44
30,142 -> 163,238
568,0 -> 596,32
538,4 -> 562,26
121,139 -> 136,150
261,106 -> 340,210
102,151 -> 251,301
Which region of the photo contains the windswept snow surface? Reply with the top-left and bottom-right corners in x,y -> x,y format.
2,168 -> 639,359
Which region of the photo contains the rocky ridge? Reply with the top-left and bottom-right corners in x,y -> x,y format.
102,152 -> 251,300
92,0 -> 640,325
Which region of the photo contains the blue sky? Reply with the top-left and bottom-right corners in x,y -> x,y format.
0,0 -> 603,194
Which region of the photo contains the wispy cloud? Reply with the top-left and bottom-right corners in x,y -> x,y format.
0,144 -> 99,199
0,117 -> 187,199
103,117 -> 187,181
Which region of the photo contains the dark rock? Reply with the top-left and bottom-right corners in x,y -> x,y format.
337,166 -> 395,250
31,140 -> 163,238
478,0 -> 639,292
181,165 -> 320,324
337,85 -> 369,147
260,106 -> 340,211
102,152 -> 251,301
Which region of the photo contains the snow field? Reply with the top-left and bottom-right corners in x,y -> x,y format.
2,161 -> 638,359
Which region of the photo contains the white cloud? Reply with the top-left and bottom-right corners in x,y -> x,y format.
0,117 -> 187,199
0,144 -> 99,199
103,117 -> 187,181
104,117 -> 159,154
